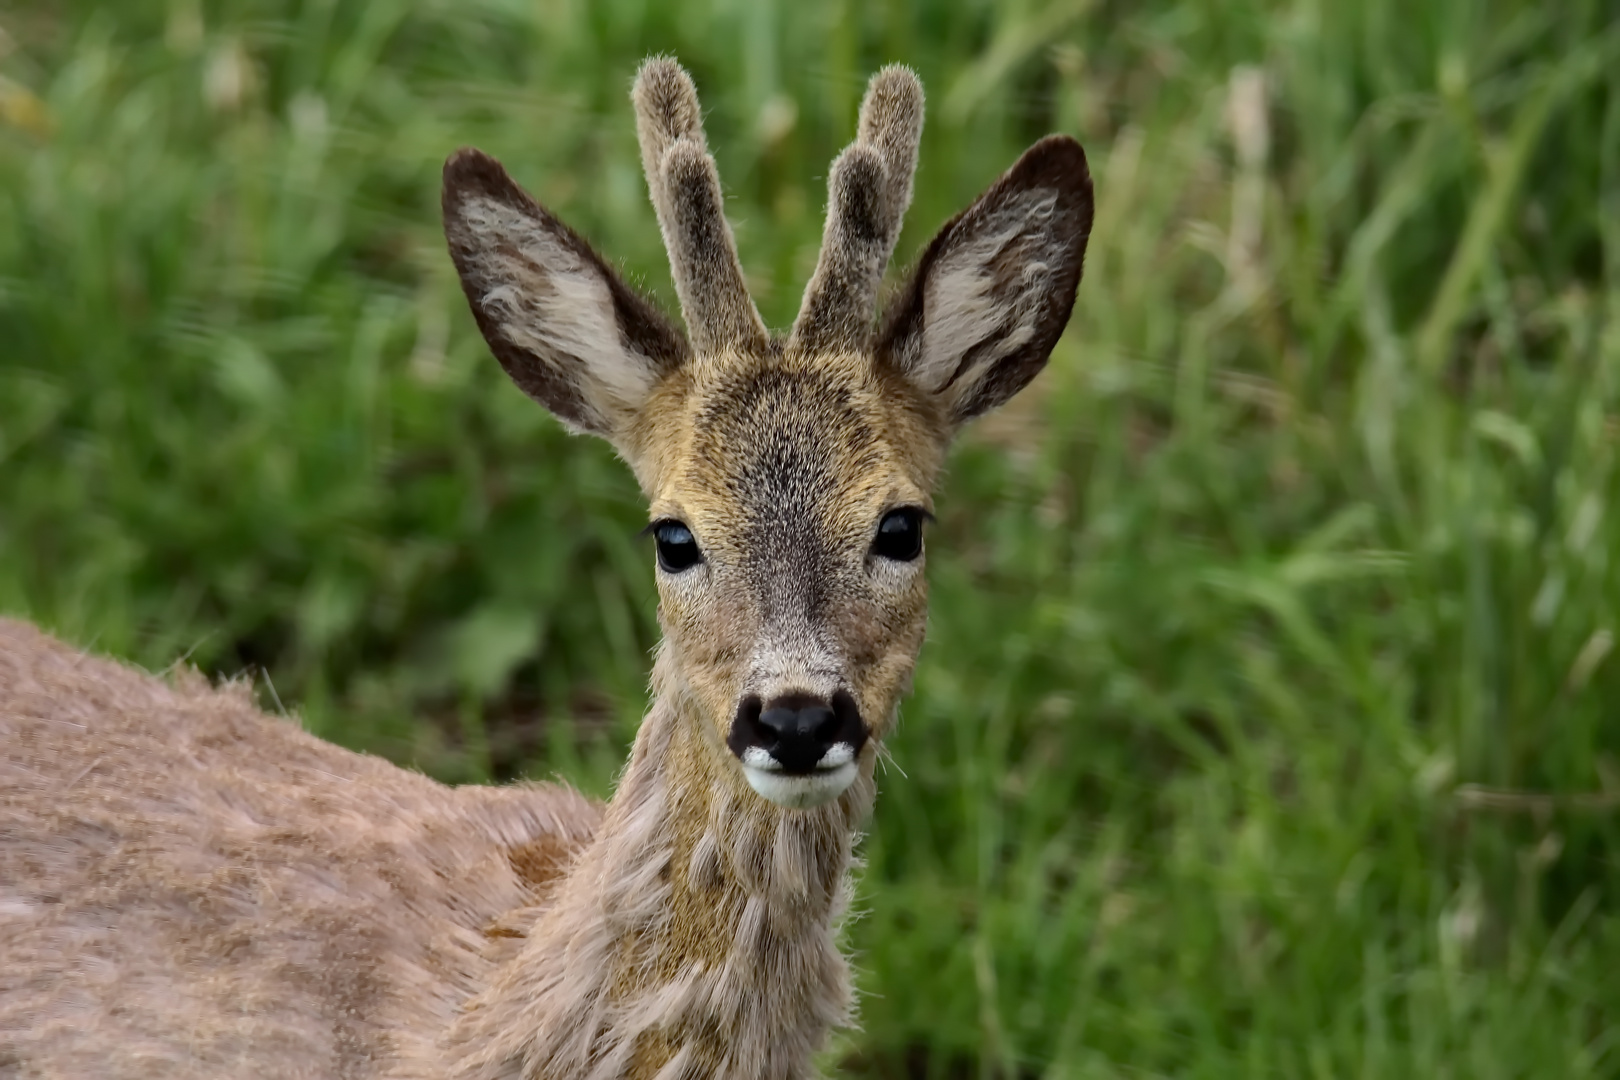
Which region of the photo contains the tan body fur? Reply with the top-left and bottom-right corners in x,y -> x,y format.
1,57 -> 1092,1079
0,618 -> 600,1078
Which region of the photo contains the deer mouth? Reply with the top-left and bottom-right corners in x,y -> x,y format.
727,690 -> 868,808
738,743 -> 860,809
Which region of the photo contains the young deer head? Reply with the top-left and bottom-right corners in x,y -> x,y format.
443,59 -> 1092,813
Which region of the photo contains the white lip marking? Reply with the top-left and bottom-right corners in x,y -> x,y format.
742,762 -> 858,809
738,742 -> 861,808
742,746 -> 777,771
816,742 -> 854,769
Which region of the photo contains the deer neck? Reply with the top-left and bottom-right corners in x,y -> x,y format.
445,655 -> 877,1080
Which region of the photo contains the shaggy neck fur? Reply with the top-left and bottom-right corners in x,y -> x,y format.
444,650 -> 876,1080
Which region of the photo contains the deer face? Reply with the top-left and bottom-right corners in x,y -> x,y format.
632,353 -> 941,807
442,59 -> 1092,809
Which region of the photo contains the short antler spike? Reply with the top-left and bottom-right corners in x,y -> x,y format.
632,57 -> 767,355
789,65 -> 925,355
631,57 -> 705,212
857,66 -> 926,231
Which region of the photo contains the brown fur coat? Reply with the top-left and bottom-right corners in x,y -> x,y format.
0,618 -> 600,1078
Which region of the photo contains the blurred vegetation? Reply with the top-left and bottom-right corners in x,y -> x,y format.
3,0 -> 1620,1074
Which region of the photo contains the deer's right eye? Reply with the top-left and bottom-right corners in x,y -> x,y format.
652,520 -> 703,573
872,507 -> 925,562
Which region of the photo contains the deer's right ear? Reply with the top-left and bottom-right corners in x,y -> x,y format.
442,149 -> 689,440
877,135 -> 1093,428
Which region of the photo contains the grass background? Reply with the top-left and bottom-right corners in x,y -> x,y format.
3,0 -> 1620,1074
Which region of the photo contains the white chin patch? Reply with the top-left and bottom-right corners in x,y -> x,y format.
740,743 -> 859,809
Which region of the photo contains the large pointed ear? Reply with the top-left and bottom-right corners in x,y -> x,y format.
877,135 -> 1093,426
442,148 -> 689,442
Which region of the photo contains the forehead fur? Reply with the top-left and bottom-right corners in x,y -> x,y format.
629,351 -> 948,540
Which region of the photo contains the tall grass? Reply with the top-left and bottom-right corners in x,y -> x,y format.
3,0 -> 1619,1073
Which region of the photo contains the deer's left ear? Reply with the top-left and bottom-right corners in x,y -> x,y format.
442,148 -> 689,442
877,135 -> 1093,426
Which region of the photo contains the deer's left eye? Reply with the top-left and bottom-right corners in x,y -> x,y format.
872,507 -> 925,562
652,520 -> 703,573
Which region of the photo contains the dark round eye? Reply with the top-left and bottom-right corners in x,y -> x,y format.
652,520 -> 703,573
871,507 -> 925,562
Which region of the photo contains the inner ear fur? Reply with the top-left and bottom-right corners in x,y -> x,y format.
877,134 -> 1094,426
442,148 -> 689,441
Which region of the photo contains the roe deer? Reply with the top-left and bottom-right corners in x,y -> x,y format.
0,57 -> 1093,1080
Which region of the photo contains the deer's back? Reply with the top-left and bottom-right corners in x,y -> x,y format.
0,618 -> 602,1078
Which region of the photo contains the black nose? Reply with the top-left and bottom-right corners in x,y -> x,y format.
759,699 -> 838,764
728,691 -> 867,775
